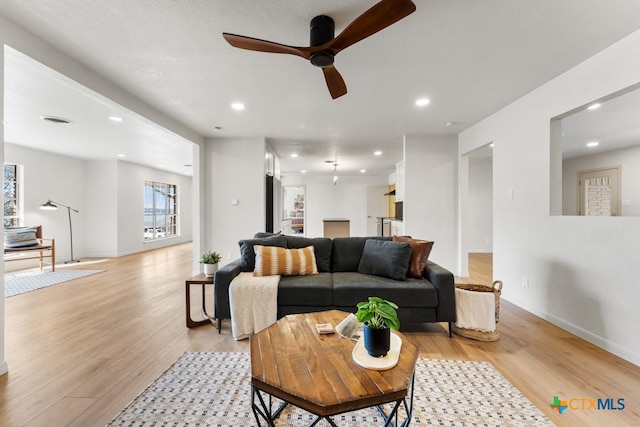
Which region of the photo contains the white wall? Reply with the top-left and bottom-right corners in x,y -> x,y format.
404,135 -> 458,271
563,144 -> 640,216
281,174 -> 390,238
459,29 -> 640,365
85,160 -> 118,257
205,137 -> 266,266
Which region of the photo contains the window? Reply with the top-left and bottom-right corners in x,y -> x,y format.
4,164 -> 21,227
144,180 -> 178,240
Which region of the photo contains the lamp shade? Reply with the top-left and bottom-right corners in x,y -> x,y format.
39,200 -> 58,210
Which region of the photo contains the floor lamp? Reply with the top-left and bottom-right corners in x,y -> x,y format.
39,199 -> 80,263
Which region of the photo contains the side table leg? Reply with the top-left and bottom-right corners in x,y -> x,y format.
185,282 -> 213,328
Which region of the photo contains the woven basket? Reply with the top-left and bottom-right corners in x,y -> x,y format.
452,280 -> 503,342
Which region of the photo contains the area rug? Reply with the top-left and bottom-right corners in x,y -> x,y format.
107,352 -> 553,426
4,269 -> 104,297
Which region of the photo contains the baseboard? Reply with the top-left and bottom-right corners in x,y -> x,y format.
543,312 -> 640,367
504,296 -> 640,367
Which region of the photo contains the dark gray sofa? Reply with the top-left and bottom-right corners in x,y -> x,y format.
214,234 -> 456,335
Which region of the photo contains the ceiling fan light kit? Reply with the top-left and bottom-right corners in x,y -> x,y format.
222,0 -> 416,99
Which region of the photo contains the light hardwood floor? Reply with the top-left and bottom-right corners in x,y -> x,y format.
0,246 -> 638,426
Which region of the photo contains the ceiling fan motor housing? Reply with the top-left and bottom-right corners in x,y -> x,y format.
310,15 -> 335,67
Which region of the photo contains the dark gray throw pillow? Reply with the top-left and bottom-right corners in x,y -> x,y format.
357,240 -> 412,281
238,234 -> 287,272
285,236 -> 333,273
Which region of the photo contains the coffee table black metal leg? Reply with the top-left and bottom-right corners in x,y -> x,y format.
253,378 -> 414,427
376,373 -> 415,426
252,386 -> 289,427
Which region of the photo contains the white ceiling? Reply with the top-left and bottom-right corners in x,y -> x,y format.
2,1 -> 640,176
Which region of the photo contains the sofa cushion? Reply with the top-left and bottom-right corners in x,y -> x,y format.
393,235 -> 434,279
358,240 -> 412,281
284,236 -> 333,273
331,236 -> 390,272
277,273 -> 333,306
4,226 -> 39,248
332,272 -> 438,309
253,245 -> 318,276
238,235 -> 287,272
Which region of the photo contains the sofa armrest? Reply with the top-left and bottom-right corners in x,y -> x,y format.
213,258 -> 243,320
424,261 -> 456,322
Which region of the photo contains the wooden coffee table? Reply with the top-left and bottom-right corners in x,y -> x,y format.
250,310 -> 418,426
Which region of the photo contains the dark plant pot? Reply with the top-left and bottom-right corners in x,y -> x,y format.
363,324 -> 391,357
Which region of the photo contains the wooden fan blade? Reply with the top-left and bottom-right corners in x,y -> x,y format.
328,0 -> 416,54
322,65 -> 347,99
223,33 -> 312,59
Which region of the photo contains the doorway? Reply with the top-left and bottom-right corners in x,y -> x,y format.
283,186 -> 305,235
578,166 -> 620,216
459,142 -> 493,277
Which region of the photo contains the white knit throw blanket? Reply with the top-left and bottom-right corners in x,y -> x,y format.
455,288 -> 496,332
229,272 -> 281,340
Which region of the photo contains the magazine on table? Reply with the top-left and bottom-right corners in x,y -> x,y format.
336,313 -> 363,342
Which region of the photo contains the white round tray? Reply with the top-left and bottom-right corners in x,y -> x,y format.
352,332 -> 402,370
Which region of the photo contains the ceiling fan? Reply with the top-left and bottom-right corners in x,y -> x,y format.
223,0 -> 416,99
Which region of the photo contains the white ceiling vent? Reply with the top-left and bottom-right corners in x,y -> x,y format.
40,115 -> 72,124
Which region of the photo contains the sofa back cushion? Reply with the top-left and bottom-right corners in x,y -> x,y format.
358,239 -> 412,281
284,236 -> 332,272
238,235 -> 287,272
253,245 -> 318,276
331,237 -> 390,272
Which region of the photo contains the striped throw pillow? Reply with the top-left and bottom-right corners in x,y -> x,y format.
253,245 -> 319,277
4,226 -> 39,248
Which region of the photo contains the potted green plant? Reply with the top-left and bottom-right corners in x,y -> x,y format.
356,296 -> 400,357
200,251 -> 221,277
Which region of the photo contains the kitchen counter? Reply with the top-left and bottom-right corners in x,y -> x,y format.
376,217 -> 403,237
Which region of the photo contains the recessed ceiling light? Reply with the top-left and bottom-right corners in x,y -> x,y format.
158,164 -> 164,168
291,153 -> 298,158
117,154 -> 126,158
587,141 -> 599,147
374,151 -> 382,156
109,116 -> 123,122
415,98 -> 430,107
587,103 -> 601,110
360,169 -> 366,173
301,170 -> 307,174
489,143 -> 494,148
231,102 -> 245,111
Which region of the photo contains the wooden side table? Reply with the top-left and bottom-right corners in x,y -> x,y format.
185,273 -> 215,328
